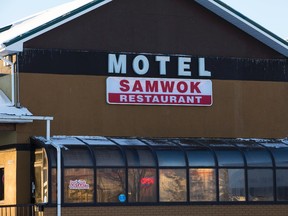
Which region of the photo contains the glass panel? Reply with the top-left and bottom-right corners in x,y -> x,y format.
0,168 -> 3,201
142,139 -> 177,147
237,144 -> 272,167
112,138 -> 146,146
128,169 -> 157,202
276,169 -> 288,201
81,137 -> 115,145
94,147 -> 125,166
52,168 -> 57,204
265,146 -> 288,167
64,168 -> 94,203
35,152 -> 42,163
156,150 -> 186,167
52,137 -> 83,145
63,148 -> 93,167
248,169 -> 273,201
34,149 -> 49,203
159,169 -> 187,202
126,148 -> 156,167
34,166 -> 42,203
190,169 -> 216,201
187,150 -> 215,167
49,148 -> 57,168
219,169 -> 245,201
216,150 -> 244,167
97,168 -> 126,203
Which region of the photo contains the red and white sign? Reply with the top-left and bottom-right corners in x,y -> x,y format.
69,179 -> 90,190
106,77 -> 212,106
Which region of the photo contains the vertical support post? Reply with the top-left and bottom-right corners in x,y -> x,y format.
46,120 -> 51,141
56,146 -> 61,216
11,62 -> 15,106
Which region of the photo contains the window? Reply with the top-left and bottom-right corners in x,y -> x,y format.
187,149 -> 215,167
126,147 -> 156,167
34,149 -> 49,203
190,168 -> 216,201
248,169 -> 273,201
276,169 -> 288,201
159,169 -> 187,202
97,168 -> 126,203
31,137 -> 288,205
128,168 -> 157,202
156,150 -> 186,167
64,168 -> 94,203
94,147 -> 125,166
63,147 -> 93,167
51,168 -> 57,203
239,144 -> 273,167
215,149 -> 244,167
0,168 -> 4,201
219,169 -> 245,201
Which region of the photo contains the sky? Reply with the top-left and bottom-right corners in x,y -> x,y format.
0,0 -> 287,39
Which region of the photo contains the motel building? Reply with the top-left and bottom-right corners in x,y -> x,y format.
0,0 -> 288,216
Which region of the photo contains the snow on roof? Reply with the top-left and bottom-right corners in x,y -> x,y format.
0,0 -> 112,55
0,90 -> 33,122
0,0 -> 287,57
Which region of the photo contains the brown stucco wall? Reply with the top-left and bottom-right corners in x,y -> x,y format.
16,151 -> 31,204
24,0 -> 284,59
42,205 -> 288,216
16,73 -> 288,143
0,149 -> 17,205
0,131 -> 17,145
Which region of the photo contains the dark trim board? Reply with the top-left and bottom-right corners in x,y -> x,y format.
18,49 -> 288,82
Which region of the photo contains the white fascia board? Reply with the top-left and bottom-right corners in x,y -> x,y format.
195,0 -> 288,57
1,42 -> 23,54
1,0 -> 113,55
0,119 -> 33,123
0,114 -> 53,123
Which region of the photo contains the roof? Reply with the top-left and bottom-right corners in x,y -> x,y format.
0,89 -> 33,123
32,135 -> 288,169
195,0 -> 288,57
0,0 -> 112,55
0,0 -> 287,57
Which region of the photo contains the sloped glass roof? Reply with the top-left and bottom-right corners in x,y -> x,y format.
32,136 -> 288,169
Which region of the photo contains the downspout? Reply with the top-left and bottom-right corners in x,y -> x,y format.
49,141 -> 61,216
45,119 -> 61,216
16,53 -> 21,108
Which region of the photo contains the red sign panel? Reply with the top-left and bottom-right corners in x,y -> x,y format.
107,77 -> 212,106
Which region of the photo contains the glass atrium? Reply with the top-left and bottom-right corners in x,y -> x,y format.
31,136 -> 288,205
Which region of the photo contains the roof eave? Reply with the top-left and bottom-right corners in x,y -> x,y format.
195,0 -> 288,57
1,0 -> 113,55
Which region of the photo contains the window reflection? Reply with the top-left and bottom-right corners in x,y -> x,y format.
248,169 -> 273,201
97,168 -> 126,202
187,150 -> 215,167
64,168 -> 94,203
126,148 -> 156,167
219,169 -> 245,201
34,148 -> 49,203
128,169 -> 156,202
159,169 -> 186,202
52,168 -> 57,203
94,148 -> 125,166
157,150 -> 186,167
276,169 -> 288,201
216,151 -> 244,167
190,169 -> 216,201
